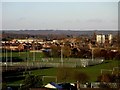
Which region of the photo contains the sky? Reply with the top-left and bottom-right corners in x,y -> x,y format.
1,1 -> 119,31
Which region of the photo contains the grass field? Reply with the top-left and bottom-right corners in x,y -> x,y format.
6,60 -> 119,86
1,51 -> 44,62
30,60 -> 119,82
1,51 -> 119,85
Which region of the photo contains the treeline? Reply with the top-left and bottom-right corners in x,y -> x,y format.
2,32 -> 74,41
43,45 -> 120,60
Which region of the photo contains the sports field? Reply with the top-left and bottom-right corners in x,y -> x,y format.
1,51 -> 120,85
1,51 -> 44,62
5,60 -> 119,85
28,60 -> 119,82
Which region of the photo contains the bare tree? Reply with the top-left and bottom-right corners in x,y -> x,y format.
57,67 -> 72,82
73,70 -> 89,83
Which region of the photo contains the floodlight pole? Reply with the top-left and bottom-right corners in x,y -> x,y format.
10,43 -> 12,66
5,42 -> 8,71
4,43 -> 5,58
61,46 -> 63,66
26,37 -> 29,67
27,42 -> 28,67
92,48 -> 94,61
33,40 -> 35,62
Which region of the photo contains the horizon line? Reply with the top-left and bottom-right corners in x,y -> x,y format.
2,29 -> 118,31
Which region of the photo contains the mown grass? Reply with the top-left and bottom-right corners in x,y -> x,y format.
5,60 -> 119,85
27,60 -> 119,83
2,51 -> 119,85
76,60 -> 119,81
1,51 -> 44,61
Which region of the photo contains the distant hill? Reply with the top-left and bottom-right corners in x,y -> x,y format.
2,30 -> 118,36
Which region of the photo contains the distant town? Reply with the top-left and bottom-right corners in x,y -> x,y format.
1,30 -> 120,90
1,1 -> 119,90
1,30 -> 119,60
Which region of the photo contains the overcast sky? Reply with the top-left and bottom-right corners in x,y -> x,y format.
1,1 -> 118,30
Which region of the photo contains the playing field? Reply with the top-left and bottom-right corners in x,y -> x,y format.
5,60 -> 119,86
1,51 -> 120,85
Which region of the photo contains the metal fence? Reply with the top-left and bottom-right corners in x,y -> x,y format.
1,58 -> 104,68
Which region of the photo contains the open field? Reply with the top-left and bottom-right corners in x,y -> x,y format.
1,51 -> 44,62
30,60 -> 119,82
1,51 -> 104,68
4,60 -> 119,86
1,51 -> 120,87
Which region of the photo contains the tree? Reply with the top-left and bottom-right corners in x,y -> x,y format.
62,45 -> 71,58
21,74 -> 43,90
57,68 -> 89,83
114,51 -> 120,60
1,82 -> 7,90
51,45 -> 61,57
71,48 -> 80,58
73,71 -> 89,83
93,48 -> 101,58
101,74 -> 111,83
57,67 -> 72,82
100,49 -> 107,59
97,73 -> 120,83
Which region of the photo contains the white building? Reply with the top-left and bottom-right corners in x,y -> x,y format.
108,34 -> 112,43
96,34 -> 105,44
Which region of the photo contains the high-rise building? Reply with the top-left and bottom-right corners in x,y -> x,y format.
96,34 -> 105,44
108,34 -> 112,44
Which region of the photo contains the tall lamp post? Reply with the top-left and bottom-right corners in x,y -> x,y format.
33,40 -> 36,62
91,48 -> 94,61
5,41 -> 7,70
26,37 -> 29,68
61,46 -> 63,66
33,39 -> 35,66
10,42 -> 12,66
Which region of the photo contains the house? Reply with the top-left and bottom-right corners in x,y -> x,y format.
2,43 -> 25,51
